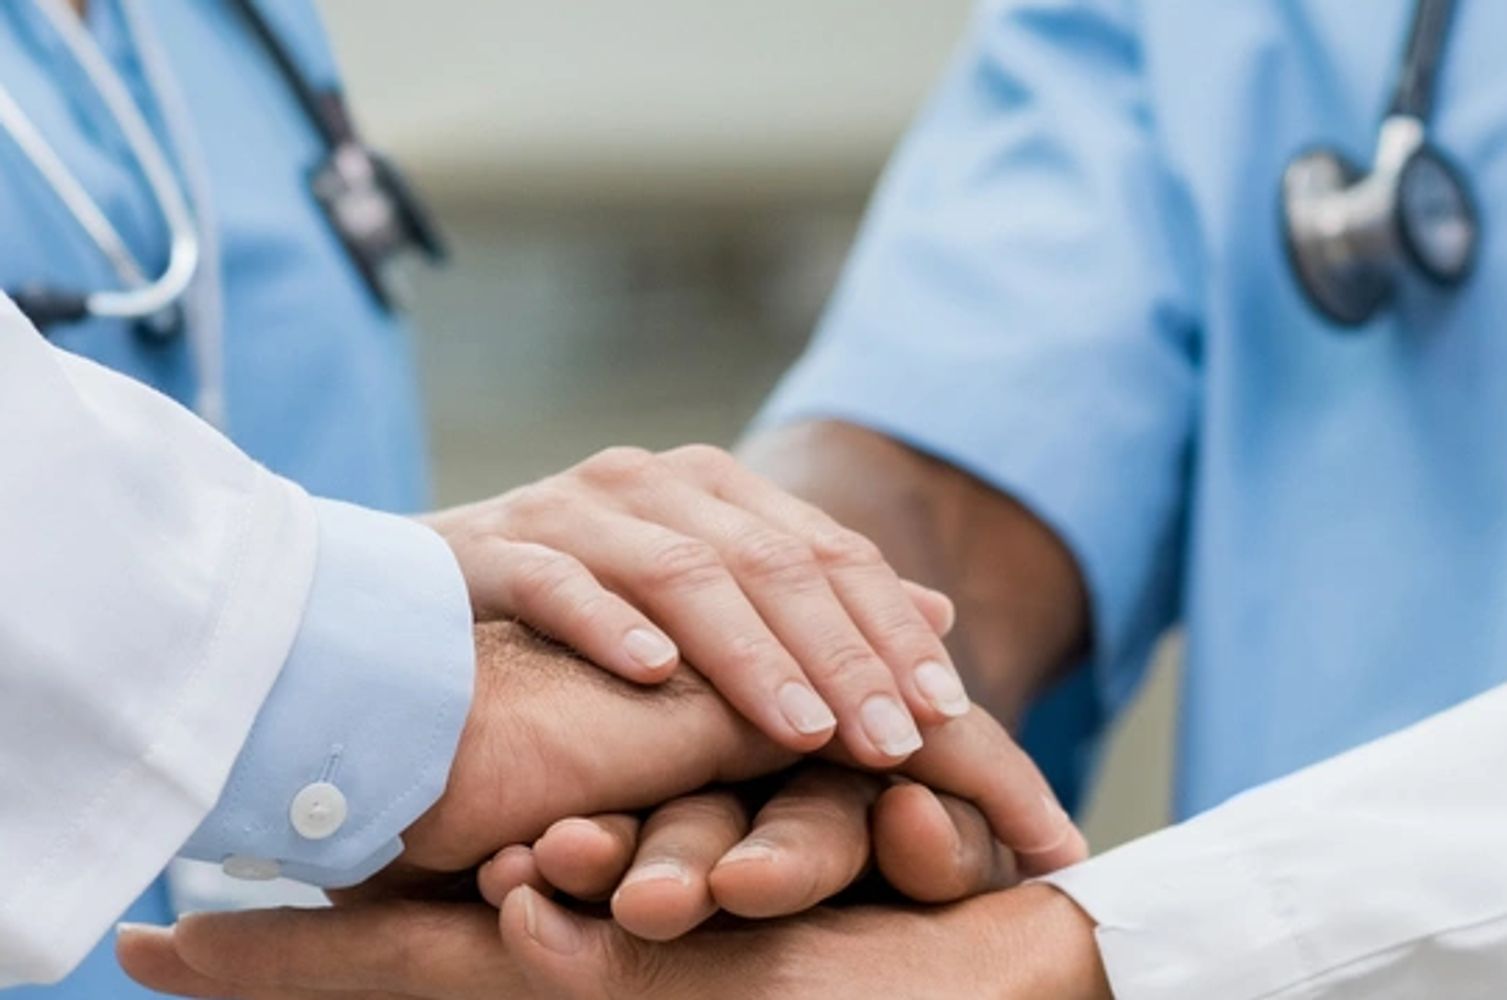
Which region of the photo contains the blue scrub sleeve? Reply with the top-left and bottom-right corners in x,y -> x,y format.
180,498 -> 475,887
758,0 -> 1202,714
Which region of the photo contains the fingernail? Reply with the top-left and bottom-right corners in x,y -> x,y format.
717,839 -> 777,867
1018,792 -> 1077,856
777,682 -> 837,735
115,922 -> 165,937
491,844 -> 533,866
914,660 -> 970,718
618,860 -> 690,890
520,887 -> 583,956
624,628 -> 677,671
932,592 -> 957,634
860,695 -> 923,758
551,817 -> 607,839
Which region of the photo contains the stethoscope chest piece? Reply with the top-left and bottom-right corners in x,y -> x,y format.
1281,128 -> 1477,328
1282,147 -> 1394,327
1392,144 -> 1477,284
1279,0 -> 1479,329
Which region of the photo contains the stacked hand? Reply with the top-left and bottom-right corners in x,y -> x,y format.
423,444 -> 972,767
117,446 -> 1105,998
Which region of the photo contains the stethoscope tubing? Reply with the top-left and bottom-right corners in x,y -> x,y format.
28,0 -> 201,323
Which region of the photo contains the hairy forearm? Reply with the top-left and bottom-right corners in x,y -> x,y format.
739,421 -> 1090,726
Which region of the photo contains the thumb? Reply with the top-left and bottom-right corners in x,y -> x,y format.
501,886 -> 656,1000
115,923 -> 223,998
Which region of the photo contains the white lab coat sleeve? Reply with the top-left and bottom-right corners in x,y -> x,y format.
1041,683 -> 1507,999
0,296 -> 470,985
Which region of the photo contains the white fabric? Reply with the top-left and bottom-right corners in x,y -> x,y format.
1045,683 -> 1507,998
0,295 -> 318,985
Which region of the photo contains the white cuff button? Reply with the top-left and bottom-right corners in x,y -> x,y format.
222,855 -> 282,881
290,781 -> 349,841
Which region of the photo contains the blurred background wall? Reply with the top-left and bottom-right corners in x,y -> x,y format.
320,0 -> 1181,851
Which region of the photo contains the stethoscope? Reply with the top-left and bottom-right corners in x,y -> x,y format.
1281,0 -> 1479,328
0,0 -> 445,339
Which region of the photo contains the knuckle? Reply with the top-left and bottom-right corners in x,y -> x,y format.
666,442 -> 734,477
769,794 -> 857,832
729,531 -> 817,584
578,446 -> 657,487
809,528 -> 884,571
510,545 -> 586,602
811,641 -> 885,688
654,792 -> 742,833
642,537 -> 726,590
605,932 -> 673,997
721,630 -> 785,675
561,588 -> 619,635
867,605 -> 937,649
496,481 -> 570,529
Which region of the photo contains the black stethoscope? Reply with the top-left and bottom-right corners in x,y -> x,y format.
1281,0 -> 1478,328
0,0 -> 445,338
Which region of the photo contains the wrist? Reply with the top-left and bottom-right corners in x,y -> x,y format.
968,883 -> 1110,1000
402,623 -> 537,870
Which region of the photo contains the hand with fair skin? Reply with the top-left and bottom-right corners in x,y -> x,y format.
738,424 -> 1091,728
425,444 -> 968,768
117,883 -> 1110,1000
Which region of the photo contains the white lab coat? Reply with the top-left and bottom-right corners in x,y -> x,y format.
1046,681 -> 1507,997
0,295 -> 317,984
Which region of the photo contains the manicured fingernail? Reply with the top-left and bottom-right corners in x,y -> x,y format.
624,628 -> 677,671
717,839 -> 777,867
778,682 -> 837,735
860,695 -> 923,758
520,887 -> 583,956
619,860 -> 690,890
914,660 -> 970,718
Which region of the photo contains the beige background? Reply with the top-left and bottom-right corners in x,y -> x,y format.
321,0 -> 1180,851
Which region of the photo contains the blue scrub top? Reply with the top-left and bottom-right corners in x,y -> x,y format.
0,1 -> 428,995
0,0 -> 428,511
763,0 -> 1507,819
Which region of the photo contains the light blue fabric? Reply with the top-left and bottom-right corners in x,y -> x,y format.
0,0 -> 429,509
762,0 -> 1507,820
181,498 -> 474,888
0,2 -> 471,995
